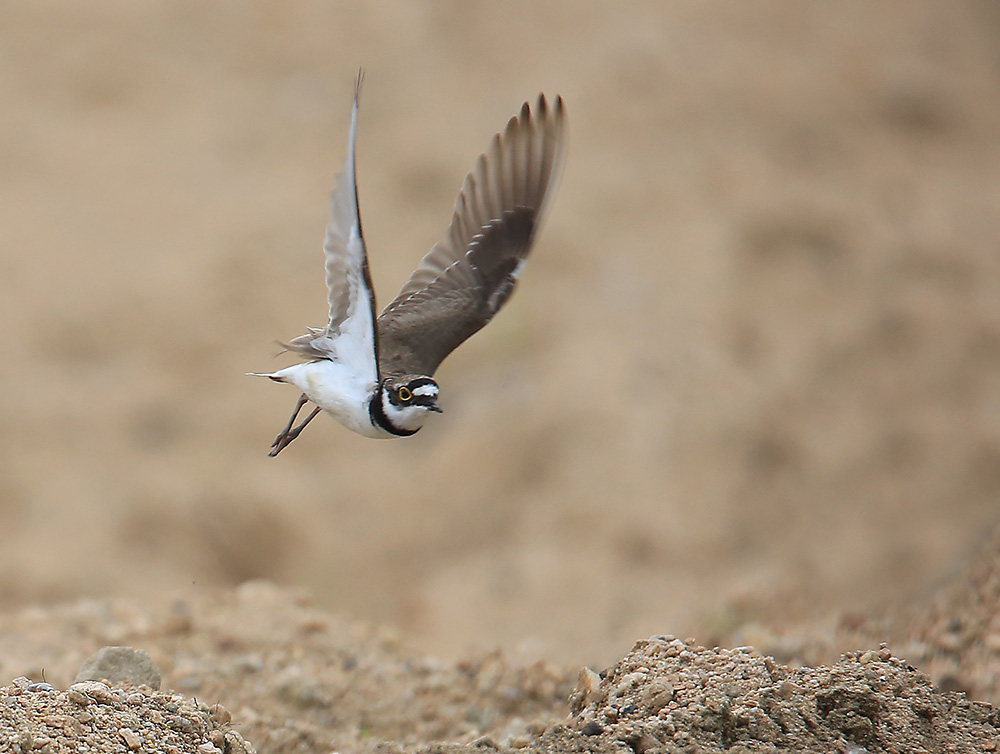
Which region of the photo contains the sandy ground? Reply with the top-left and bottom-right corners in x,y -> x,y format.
3,1 -> 1000,750
2,544 -> 1000,754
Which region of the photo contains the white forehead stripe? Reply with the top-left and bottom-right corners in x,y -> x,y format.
412,384 -> 438,397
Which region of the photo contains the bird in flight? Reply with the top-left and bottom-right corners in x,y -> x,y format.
251,76 -> 567,456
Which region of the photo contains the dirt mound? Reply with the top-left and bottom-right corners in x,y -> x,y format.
563,637 -> 998,754
1,583 -> 999,754
0,677 -> 251,754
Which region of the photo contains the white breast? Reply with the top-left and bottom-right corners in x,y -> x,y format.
269,360 -> 392,439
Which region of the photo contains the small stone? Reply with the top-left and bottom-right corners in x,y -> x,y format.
858,650 -> 879,664
58,716 -> 84,736
209,703 -> 232,726
120,729 -> 141,750
615,671 -> 646,697
197,744 -> 221,754
223,732 -> 255,754
641,681 -> 674,711
568,667 -> 603,715
173,716 -> 195,733
68,681 -> 116,705
778,681 -> 800,699
580,721 -> 603,736
75,647 -> 161,690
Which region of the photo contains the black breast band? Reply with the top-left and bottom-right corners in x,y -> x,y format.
369,387 -> 420,437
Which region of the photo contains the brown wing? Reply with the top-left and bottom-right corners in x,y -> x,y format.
377,94 -> 566,379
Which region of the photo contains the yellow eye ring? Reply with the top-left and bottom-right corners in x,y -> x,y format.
398,386 -> 412,401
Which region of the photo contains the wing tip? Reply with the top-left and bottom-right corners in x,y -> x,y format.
355,68 -> 365,102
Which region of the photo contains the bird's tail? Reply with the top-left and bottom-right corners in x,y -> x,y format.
246,372 -> 286,383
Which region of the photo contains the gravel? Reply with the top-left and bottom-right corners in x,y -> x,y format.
562,637 -> 999,753
0,675 -> 252,754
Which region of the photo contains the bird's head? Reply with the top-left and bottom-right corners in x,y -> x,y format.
379,376 -> 442,433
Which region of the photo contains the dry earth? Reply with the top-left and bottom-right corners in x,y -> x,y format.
3,540 -> 1000,754
3,1 -> 1000,752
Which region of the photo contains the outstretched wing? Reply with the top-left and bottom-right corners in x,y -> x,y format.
286,73 -> 380,385
376,94 -> 567,380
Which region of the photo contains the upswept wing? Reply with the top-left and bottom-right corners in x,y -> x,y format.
286,74 -> 380,384
376,94 -> 567,380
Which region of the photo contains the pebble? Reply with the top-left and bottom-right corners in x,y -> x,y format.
640,681 -> 674,711
580,721 -> 603,736
75,646 -> 162,690
208,730 -> 226,749
777,680 -> 800,699
68,681 -> 117,705
615,671 -> 646,696
119,729 -> 141,750
209,703 -> 232,726
580,667 -> 602,703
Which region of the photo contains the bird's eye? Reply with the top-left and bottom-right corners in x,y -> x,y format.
398,386 -> 412,402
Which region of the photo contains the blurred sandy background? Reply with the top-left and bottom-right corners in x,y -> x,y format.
2,1 -> 999,668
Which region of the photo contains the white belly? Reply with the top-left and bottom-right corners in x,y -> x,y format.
272,360 -> 394,439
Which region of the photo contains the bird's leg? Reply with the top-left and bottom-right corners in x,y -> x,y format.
269,394 -> 320,456
269,406 -> 321,456
271,393 -> 309,456
272,393 -> 308,443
